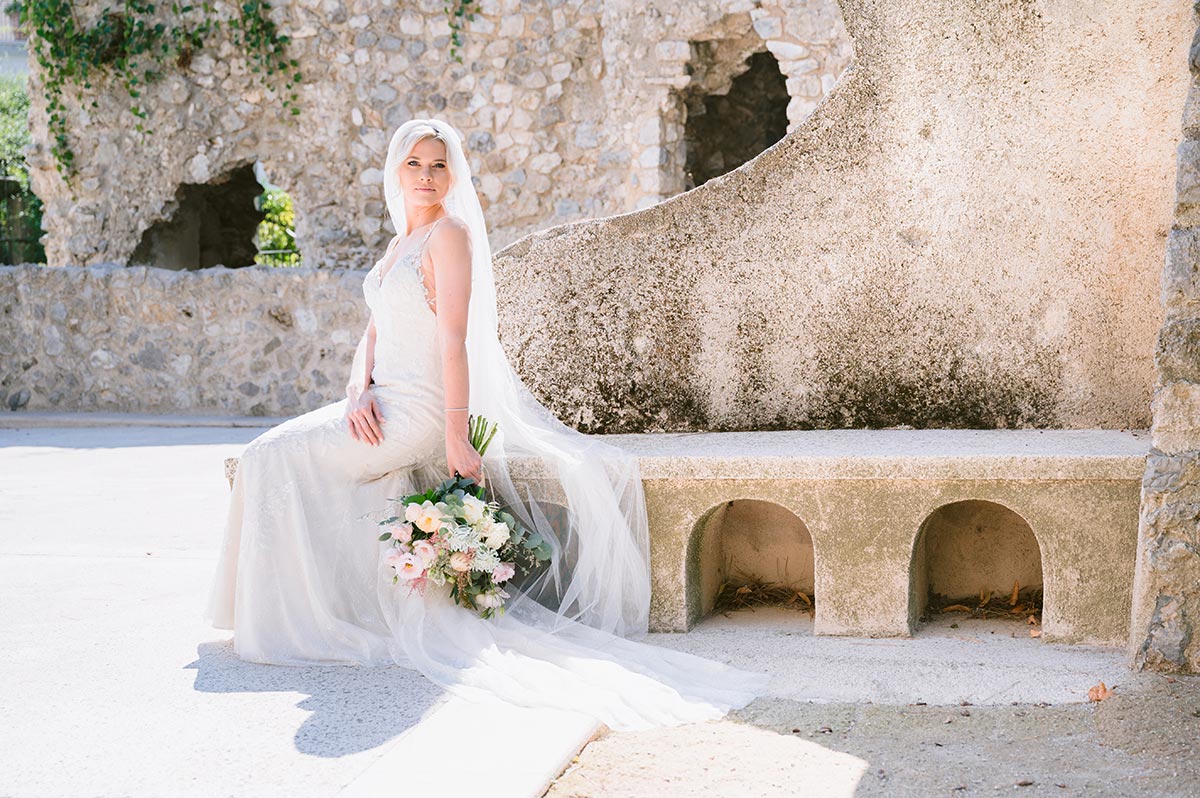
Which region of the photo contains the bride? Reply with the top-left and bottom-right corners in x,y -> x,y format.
205,118 -> 768,730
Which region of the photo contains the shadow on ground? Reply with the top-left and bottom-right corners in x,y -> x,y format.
547,675 -> 1200,797
187,639 -> 444,758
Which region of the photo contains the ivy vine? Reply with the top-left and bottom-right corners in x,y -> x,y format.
5,0 -> 301,181
444,0 -> 475,64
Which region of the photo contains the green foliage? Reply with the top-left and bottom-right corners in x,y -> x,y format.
0,73 -> 32,177
6,1 -> 300,181
0,73 -> 45,264
227,0 -> 301,113
444,0 -> 475,64
253,185 -> 299,267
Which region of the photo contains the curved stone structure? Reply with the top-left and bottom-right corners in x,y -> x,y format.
494,0 -> 1190,433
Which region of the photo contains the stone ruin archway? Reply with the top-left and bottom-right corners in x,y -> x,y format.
130,163 -> 265,270
683,48 -> 791,190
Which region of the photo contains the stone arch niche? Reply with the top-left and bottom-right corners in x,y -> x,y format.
687,499 -> 815,625
644,2 -> 854,202
908,500 -> 1044,630
130,162 -> 265,270
683,48 -> 791,190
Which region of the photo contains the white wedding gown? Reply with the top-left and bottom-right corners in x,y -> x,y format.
205,222 -> 768,730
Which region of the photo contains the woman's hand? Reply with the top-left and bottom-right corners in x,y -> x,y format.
445,431 -> 483,483
345,386 -> 386,445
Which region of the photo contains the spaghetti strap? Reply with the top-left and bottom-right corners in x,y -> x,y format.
420,216 -> 447,251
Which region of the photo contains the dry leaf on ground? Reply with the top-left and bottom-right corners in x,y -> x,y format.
1087,681 -> 1115,702
1029,628 -> 1042,638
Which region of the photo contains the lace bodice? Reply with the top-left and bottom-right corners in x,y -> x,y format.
363,220 -> 444,391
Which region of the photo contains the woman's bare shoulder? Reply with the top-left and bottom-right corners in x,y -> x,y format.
435,214 -> 471,237
429,215 -> 472,253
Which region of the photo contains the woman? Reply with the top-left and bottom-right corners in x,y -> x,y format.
205,118 -> 768,730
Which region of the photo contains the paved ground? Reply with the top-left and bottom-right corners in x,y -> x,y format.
2,420 -> 1198,797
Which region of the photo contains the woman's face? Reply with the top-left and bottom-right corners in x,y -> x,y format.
398,136 -> 452,212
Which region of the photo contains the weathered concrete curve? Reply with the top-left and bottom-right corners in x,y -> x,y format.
494,0 -> 1190,434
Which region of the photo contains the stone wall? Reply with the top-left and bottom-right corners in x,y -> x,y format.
26,0 -> 850,268
0,264 -> 367,415
1129,10 -> 1200,674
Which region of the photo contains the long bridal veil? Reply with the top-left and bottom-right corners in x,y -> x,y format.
365,119 -> 768,729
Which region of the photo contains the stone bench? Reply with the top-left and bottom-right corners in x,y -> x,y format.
225,429 -> 1149,646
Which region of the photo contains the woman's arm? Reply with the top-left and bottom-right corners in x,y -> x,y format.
345,314 -> 384,445
345,314 -> 377,401
428,218 -> 482,482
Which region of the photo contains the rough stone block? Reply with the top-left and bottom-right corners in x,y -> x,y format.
1130,455 -> 1200,673
1163,226 -> 1200,314
1142,449 -> 1200,501
1151,382 -> 1200,455
1177,141 -> 1200,206
1156,317 -> 1200,383
1190,23 -> 1200,75
1184,81 -> 1200,140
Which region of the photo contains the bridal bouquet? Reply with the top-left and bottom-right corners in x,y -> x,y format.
377,415 -> 552,618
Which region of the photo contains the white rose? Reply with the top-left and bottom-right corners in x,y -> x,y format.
404,503 -> 423,524
483,521 -> 510,549
475,590 -> 504,609
461,495 -> 487,525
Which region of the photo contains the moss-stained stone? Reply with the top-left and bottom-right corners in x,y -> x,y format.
494,0 -> 1189,434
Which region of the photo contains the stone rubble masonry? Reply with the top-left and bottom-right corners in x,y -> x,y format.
1130,14 -> 1200,674
0,264 -> 367,416
25,0 -> 851,268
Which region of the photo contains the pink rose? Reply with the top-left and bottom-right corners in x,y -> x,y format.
492,562 -> 516,583
412,539 -> 438,566
391,552 -> 425,581
392,522 -> 414,543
